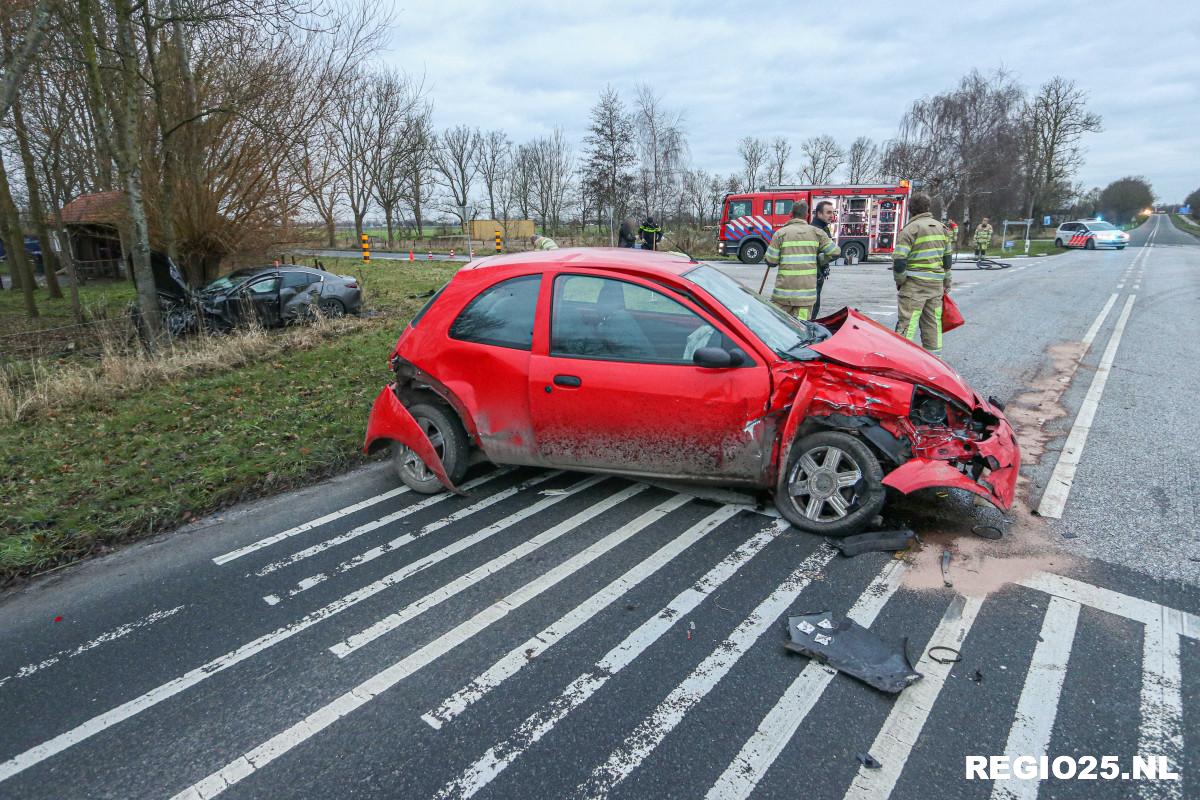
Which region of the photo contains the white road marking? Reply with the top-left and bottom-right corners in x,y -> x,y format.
1037,294 -> 1137,518
212,487 -> 410,566
576,545 -> 840,798
423,499 -> 735,728
1137,607 -> 1185,800
0,475 -> 598,786
0,606 -> 185,690
263,471 -> 563,602
1081,294 -> 1118,350
841,594 -> 984,800
253,469 -> 519,578
170,489 -> 683,800
989,596 -> 1081,800
705,560 -> 907,800
435,519 -> 791,800
329,483 -> 655,657
1019,572 -> 1200,637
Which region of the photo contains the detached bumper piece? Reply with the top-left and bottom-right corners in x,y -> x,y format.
785,611 -> 923,694
363,385 -> 460,494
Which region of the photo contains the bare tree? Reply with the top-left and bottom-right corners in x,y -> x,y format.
511,142 -> 535,221
767,137 -> 791,186
368,71 -> 427,247
432,124 -> 481,230
633,84 -> 686,217
845,136 -> 880,183
581,86 -> 636,236
0,0 -> 50,119
331,70 -> 379,240
1019,76 -> 1102,219
528,127 -> 572,232
404,113 -> 435,237
798,135 -> 845,183
476,129 -> 510,221
737,136 -> 767,191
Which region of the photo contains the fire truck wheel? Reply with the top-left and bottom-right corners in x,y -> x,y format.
738,240 -> 765,264
840,242 -> 866,264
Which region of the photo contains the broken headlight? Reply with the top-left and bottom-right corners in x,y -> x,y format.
910,390 -> 949,426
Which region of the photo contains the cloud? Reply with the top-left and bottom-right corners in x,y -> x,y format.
377,0 -> 1200,200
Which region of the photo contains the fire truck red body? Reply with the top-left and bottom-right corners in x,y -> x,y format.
717,182 -> 913,264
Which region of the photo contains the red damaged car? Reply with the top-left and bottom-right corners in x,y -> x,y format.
364,249 -> 1019,536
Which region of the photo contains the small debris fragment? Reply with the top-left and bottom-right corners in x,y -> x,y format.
970,669 -> 984,683
927,646 -> 961,664
53,616 -> 63,623
856,752 -> 882,769
834,529 -> 916,557
941,550 -> 953,587
972,524 -> 1003,540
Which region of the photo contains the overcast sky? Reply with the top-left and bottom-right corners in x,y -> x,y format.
378,0 -> 1199,203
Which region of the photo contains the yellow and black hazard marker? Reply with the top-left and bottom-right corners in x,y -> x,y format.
360,233 -> 370,264
495,229 -> 503,254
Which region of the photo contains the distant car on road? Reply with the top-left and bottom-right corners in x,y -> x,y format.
363,248 -> 1019,537
1054,220 -> 1129,250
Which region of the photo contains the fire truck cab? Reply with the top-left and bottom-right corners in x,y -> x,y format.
717,182 -> 912,265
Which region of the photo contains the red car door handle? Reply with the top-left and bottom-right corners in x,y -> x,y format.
553,374 -> 582,388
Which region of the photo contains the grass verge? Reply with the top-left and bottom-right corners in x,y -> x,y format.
1,259 -> 459,584
1169,214 -> 1200,238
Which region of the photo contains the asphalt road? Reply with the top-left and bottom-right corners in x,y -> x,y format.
2,215 -> 1198,800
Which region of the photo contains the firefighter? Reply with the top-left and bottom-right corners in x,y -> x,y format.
530,234 -> 558,251
810,200 -> 837,318
892,192 -> 952,356
764,200 -> 839,321
973,217 -> 993,258
638,216 -> 662,250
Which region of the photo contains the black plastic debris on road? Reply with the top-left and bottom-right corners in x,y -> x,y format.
785,612 -> 923,694
856,752 -> 882,769
833,530 -> 916,557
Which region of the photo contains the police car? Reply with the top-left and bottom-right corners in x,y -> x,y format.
1053,219 -> 1129,250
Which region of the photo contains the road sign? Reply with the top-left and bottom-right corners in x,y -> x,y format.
1043,215 -> 1052,226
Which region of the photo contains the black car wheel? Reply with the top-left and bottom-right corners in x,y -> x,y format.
1054,238 -> 1064,248
318,297 -> 346,318
774,431 -> 885,537
392,403 -> 469,494
1085,239 -> 1096,250
738,240 -> 765,264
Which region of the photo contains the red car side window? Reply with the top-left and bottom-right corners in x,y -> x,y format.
449,275 -> 540,350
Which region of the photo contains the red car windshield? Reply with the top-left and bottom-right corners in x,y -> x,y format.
683,265 -> 827,357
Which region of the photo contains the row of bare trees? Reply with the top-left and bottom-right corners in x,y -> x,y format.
735,133 -> 881,191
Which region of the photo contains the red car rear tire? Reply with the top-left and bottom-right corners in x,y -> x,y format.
774,431 -> 886,537
392,402 -> 469,493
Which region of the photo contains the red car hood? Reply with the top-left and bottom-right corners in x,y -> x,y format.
809,308 -> 980,404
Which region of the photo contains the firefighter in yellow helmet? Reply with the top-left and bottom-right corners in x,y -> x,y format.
530,233 -> 558,251
893,192 -> 953,356
764,200 -> 839,321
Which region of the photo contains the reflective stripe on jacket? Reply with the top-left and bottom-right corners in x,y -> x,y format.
893,213 -> 950,283
974,224 -> 993,244
765,219 -> 839,305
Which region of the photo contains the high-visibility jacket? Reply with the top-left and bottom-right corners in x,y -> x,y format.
534,236 -> 558,250
638,223 -> 662,249
973,223 -> 993,245
893,213 -> 952,289
764,219 -> 839,307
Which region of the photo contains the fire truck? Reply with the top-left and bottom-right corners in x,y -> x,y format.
716,182 -> 913,264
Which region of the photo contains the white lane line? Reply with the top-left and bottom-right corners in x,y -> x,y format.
705,561 -> 907,800
1081,294 -> 1118,351
990,597 -> 1081,800
1137,607 -> 1185,800
841,594 -> 984,800
435,519 -> 790,800
329,483 -> 655,657
1036,294 -> 1137,519
0,475 -> 598,786
423,499 -> 735,728
0,606 -> 185,690
263,471 -> 562,603
213,488 -> 409,566
254,469 -> 519,578
1018,572 -> 1200,636
576,546 -> 840,798
170,490 -> 682,800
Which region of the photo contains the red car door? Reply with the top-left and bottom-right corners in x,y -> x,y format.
528,272 -> 771,481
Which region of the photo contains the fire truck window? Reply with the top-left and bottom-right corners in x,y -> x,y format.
728,199 -> 752,218
775,199 -> 793,216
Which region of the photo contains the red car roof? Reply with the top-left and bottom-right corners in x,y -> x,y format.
462,247 -> 699,277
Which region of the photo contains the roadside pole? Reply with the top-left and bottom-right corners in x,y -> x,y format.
360,233 -> 370,265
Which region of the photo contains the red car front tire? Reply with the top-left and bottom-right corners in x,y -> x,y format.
775,431 -> 886,537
